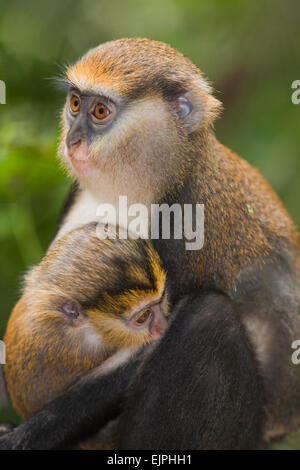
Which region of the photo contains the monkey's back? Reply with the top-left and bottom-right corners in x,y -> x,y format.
155,140 -> 300,440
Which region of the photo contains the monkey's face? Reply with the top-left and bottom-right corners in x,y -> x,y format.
24,223 -> 169,350
51,287 -> 169,351
59,84 -> 184,200
83,284 -> 169,349
58,39 -> 221,198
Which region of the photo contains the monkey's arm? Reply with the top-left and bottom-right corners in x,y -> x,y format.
0,356 -> 138,450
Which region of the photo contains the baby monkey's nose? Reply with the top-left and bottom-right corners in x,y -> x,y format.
149,304 -> 168,340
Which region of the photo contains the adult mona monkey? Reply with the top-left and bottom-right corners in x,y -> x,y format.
1,38 -> 300,450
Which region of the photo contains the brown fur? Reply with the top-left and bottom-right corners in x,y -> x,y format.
56,39 -> 300,441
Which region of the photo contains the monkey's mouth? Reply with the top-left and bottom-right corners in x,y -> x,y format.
66,141 -> 100,175
69,155 -> 100,174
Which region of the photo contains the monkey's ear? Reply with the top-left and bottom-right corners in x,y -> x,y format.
175,88 -> 222,133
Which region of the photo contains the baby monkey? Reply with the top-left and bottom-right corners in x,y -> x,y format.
3,222 -> 168,449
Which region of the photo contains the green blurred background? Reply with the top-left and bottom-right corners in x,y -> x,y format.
0,0 -> 299,449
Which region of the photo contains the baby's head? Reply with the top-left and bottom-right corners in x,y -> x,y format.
4,223 -> 168,419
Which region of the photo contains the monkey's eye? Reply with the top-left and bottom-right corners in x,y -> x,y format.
70,95 -> 81,114
93,102 -> 110,121
135,309 -> 152,325
61,300 -> 80,319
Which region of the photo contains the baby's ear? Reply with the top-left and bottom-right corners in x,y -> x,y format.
175,84 -> 222,133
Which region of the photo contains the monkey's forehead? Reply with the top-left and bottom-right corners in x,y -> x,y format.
66,38 -> 208,99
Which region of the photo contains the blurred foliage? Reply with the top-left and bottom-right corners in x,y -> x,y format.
0,0 -> 299,448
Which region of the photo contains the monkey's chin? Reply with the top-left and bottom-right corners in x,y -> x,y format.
69,156 -> 100,175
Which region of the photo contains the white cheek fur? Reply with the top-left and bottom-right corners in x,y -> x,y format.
79,348 -> 134,384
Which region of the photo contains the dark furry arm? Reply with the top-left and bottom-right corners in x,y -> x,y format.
120,291 -> 266,449
0,358 -> 138,450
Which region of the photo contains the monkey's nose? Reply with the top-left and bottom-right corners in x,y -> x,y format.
66,125 -> 86,150
66,137 -> 96,174
67,138 -> 82,159
150,307 -> 168,339
68,137 -> 82,150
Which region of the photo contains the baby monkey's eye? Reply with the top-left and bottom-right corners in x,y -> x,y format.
135,309 -> 152,325
61,300 -> 81,319
93,102 -> 110,121
70,94 -> 81,114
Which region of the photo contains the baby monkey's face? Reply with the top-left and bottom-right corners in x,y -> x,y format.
57,291 -> 168,348
26,223 -> 169,350
4,223 -> 168,419
53,282 -> 168,350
